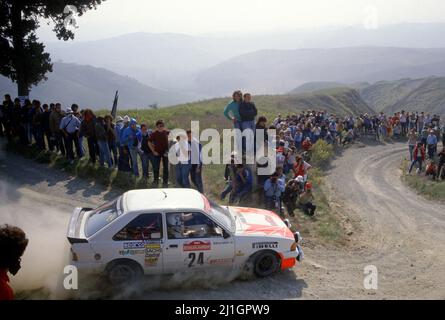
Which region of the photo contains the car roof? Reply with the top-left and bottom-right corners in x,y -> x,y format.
122,188 -> 206,213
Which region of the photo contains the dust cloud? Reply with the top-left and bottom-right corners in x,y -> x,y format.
0,180 -> 248,299
0,181 -> 72,299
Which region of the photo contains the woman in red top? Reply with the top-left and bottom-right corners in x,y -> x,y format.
0,225 -> 28,300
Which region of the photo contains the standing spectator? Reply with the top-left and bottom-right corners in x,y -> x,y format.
174,132 -> 191,188
148,120 -> 170,187
121,118 -> 140,177
71,104 -> 84,158
104,115 -> 118,167
407,128 -> 418,162
95,116 -> 113,168
80,109 -> 98,164
239,93 -> 257,155
138,123 -> 153,181
224,90 -> 243,154
0,224 -> 29,300
426,130 -> 438,159
49,103 -> 65,155
254,116 -> 268,153
31,104 -> 45,149
118,116 -> 131,173
1,94 -> 14,142
188,129 -> 204,193
41,104 -> 53,151
60,107 -> 81,164
223,90 -> 243,129
409,142 -> 426,174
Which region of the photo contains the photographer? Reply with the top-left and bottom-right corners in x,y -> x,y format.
0,225 -> 28,300
282,179 -> 301,217
299,182 -> 316,216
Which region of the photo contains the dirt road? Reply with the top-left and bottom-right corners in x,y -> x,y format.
1,140 -> 444,299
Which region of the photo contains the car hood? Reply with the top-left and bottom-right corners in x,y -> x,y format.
229,206 -> 294,239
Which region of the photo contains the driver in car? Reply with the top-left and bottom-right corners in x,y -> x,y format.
167,213 -> 218,238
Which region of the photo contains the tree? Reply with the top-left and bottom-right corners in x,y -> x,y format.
0,0 -> 104,97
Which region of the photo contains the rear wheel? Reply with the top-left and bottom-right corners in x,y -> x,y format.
106,259 -> 143,286
253,251 -> 280,277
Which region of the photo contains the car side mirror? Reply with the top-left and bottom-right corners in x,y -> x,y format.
223,230 -> 230,239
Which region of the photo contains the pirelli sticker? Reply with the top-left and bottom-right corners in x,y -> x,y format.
183,240 -> 211,251
252,242 -> 278,249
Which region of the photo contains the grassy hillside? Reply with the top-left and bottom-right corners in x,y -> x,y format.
108,88 -> 374,131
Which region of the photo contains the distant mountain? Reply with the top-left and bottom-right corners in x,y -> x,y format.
348,77 -> 445,115
45,23 -> 445,95
0,63 -> 195,109
288,81 -> 345,95
195,47 -> 445,96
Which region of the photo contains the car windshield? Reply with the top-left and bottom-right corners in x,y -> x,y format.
207,199 -> 235,233
85,197 -> 122,237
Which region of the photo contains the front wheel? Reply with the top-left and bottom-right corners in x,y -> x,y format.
253,251 -> 280,277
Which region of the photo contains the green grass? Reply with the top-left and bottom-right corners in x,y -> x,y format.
401,160 -> 445,202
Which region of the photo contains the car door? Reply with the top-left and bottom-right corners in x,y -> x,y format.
110,212 -> 164,274
163,211 -> 235,273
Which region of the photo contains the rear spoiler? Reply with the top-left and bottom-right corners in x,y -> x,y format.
67,207 -> 92,244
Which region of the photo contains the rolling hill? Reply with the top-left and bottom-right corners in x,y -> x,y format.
380,77 -> 445,115
0,62 -> 194,109
288,82 -> 346,95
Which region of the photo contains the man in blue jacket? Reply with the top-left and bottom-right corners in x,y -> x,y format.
121,118 -> 141,176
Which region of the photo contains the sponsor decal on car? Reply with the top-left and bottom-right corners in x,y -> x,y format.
144,243 -> 162,266
235,250 -> 245,257
209,258 -> 234,265
212,240 -> 232,245
252,242 -> 279,249
123,241 -> 146,249
145,243 -> 161,252
183,240 -> 211,251
119,249 -> 145,256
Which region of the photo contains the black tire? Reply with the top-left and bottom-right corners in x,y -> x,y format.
253,251 -> 280,277
106,259 -> 143,286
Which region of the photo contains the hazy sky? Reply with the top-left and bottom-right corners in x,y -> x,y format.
37,0 -> 445,41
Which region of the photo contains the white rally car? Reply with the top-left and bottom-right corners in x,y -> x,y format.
67,188 -> 303,284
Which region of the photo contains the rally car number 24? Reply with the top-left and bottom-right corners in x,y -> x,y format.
66,188 -> 303,285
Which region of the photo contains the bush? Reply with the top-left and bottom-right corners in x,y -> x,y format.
310,140 -> 334,168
